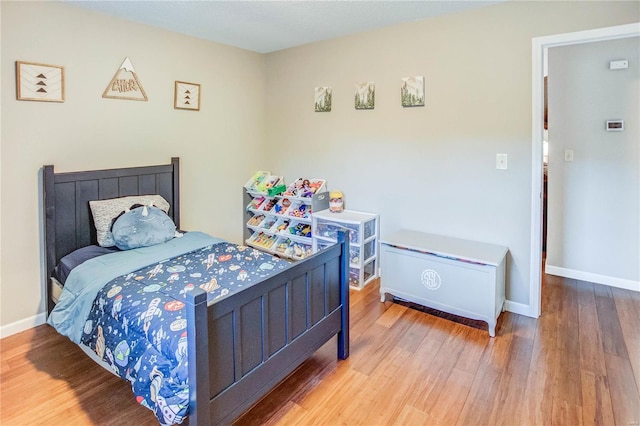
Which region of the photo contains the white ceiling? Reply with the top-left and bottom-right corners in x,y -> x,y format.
69,1 -> 505,54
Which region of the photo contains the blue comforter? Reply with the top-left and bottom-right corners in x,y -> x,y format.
48,232 -> 290,425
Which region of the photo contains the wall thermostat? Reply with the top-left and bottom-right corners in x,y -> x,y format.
609,59 -> 629,70
606,120 -> 624,132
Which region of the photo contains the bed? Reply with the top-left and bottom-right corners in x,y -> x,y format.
43,157 -> 350,425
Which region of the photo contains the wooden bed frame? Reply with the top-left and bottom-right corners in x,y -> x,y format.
43,157 -> 350,425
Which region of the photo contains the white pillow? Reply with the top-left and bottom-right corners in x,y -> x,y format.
89,195 -> 170,247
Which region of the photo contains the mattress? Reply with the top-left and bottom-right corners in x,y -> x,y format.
51,277 -> 63,304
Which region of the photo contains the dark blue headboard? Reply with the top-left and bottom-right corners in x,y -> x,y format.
43,157 -> 180,314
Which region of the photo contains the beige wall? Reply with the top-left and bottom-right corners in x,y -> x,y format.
264,1 -> 639,307
1,1 -> 266,331
1,0 -> 639,333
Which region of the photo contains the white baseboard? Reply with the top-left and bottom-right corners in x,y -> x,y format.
0,292 -> 591,339
546,265 -> 640,292
503,300 -> 533,317
0,312 -> 46,339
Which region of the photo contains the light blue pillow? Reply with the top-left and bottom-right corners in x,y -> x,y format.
111,205 -> 176,250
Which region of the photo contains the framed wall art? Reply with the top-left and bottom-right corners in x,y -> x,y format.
174,81 -> 201,111
355,81 -> 375,110
103,57 -> 148,101
16,61 -> 65,102
315,86 -> 332,112
401,76 -> 425,107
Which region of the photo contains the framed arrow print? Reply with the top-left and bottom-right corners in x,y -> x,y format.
174,81 -> 200,111
16,61 -> 65,102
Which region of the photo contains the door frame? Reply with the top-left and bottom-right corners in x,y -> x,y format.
529,22 -> 640,317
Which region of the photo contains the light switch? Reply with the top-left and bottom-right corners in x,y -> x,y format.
564,149 -> 574,162
496,153 -> 508,170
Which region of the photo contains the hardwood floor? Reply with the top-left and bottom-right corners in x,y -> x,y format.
1,274 -> 638,425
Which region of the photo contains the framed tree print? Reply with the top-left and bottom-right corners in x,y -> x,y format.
314,86 -> 332,112
401,76 -> 425,107
16,61 -> 65,102
174,81 -> 201,111
355,81 -> 375,110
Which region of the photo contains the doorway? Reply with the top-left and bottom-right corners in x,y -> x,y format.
529,23 -> 640,318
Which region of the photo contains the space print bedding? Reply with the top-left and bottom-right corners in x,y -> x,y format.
48,231 -> 291,425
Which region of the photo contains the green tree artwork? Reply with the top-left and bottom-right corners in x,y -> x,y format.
315,86 -> 332,112
355,82 -> 375,110
401,76 -> 425,107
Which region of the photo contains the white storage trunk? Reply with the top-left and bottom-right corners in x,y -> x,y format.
380,230 -> 508,337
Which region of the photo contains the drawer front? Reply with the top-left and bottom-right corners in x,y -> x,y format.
363,218 -> 376,241
363,238 -> 376,261
315,219 -> 361,244
381,246 -> 495,318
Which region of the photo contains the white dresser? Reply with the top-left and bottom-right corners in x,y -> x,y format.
380,230 -> 508,337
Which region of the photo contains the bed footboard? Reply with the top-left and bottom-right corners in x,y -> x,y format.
186,232 -> 349,425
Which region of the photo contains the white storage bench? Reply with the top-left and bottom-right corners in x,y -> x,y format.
380,230 -> 508,337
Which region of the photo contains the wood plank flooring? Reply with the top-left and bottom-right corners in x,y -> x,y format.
1,274 -> 638,425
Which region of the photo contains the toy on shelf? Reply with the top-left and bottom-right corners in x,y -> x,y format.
271,236 -> 313,260
256,175 -> 283,193
244,171 -> 270,192
291,242 -> 313,259
247,215 -> 265,227
261,217 -> 276,230
283,179 -> 301,197
299,180 -> 314,198
274,238 -> 292,255
288,203 -> 311,219
268,184 -> 287,197
247,196 -> 266,211
249,232 -> 277,249
283,178 -> 326,198
262,198 -> 277,213
274,198 -> 292,215
273,219 -> 290,234
289,223 -> 312,238
307,180 -> 324,196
